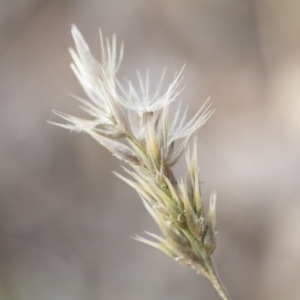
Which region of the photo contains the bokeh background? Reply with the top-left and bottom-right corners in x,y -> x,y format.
1,0 -> 300,299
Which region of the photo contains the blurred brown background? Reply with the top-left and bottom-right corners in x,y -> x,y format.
1,0 -> 300,299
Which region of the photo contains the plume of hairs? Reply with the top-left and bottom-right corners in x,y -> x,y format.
50,25 -> 231,300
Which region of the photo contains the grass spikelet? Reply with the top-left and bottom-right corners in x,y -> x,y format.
50,25 -> 231,300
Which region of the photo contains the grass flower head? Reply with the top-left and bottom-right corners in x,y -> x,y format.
50,25 -> 231,300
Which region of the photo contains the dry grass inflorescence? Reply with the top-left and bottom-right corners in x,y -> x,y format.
50,25 -> 231,300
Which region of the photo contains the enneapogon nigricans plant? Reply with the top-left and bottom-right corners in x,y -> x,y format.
50,25 -> 231,300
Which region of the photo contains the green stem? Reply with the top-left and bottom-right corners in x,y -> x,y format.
186,230 -> 231,300
199,257 -> 231,300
